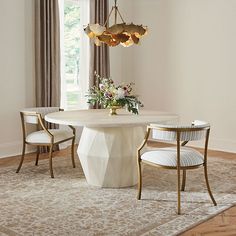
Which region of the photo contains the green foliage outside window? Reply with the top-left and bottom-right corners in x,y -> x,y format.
64,1 -> 80,108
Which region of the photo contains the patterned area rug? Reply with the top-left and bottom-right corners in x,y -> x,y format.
0,153 -> 236,236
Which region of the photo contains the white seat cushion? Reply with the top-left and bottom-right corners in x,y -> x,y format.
141,147 -> 204,167
26,129 -> 74,144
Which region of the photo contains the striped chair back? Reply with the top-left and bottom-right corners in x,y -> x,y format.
151,120 -> 210,142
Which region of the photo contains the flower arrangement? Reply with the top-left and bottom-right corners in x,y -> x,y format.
87,73 -> 143,114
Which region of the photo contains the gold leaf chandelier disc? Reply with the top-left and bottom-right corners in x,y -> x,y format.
84,0 -> 148,47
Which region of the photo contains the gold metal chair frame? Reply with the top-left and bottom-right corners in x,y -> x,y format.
137,125 -> 217,215
16,110 -> 76,178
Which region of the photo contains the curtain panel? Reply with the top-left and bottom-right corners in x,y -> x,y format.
35,0 -> 61,107
35,0 -> 61,152
89,0 -> 110,87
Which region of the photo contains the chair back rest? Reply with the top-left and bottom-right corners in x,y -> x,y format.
151,120 -> 210,142
21,107 -> 60,124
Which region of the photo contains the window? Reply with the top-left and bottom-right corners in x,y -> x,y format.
59,0 -> 89,110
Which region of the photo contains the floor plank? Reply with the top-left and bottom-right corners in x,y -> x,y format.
180,206 -> 236,236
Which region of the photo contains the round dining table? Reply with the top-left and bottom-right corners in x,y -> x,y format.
45,109 -> 178,188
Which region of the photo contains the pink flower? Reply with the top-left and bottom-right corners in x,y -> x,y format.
105,92 -> 113,99
99,84 -> 105,90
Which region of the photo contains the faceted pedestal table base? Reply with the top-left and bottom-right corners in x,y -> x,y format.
78,126 -> 145,187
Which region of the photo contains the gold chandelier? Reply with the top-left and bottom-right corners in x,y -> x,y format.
84,0 -> 148,47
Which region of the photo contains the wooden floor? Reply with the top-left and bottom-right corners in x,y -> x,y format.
1,144 -> 236,235
181,206 -> 236,236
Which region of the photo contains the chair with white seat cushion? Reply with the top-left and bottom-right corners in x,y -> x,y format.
16,107 -> 76,178
137,120 -> 217,215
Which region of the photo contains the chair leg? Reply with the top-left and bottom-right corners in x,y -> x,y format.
35,146 -> 40,166
49,145 -> 54,178
71,137 -> 76,168
204,163 -> 217,206
181,169 -> 186,191
16,142 -> 26,173
137,160 -> 142,200
177,167 -> 181,215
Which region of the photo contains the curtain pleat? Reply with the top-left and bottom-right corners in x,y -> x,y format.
35,0 -> 61,107
35,0 -> 61,152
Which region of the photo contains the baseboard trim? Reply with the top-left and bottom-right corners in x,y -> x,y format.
0,141 -> 36,159
208,138 -> 236,153
189,138 -> 236,153
149,137 -> 236,154
1,136 -> 236,159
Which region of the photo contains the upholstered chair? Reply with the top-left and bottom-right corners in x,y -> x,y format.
137,120 -> 217,215
16,107 -> 76,178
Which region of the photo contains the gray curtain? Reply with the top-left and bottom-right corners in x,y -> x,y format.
89,0 -> 110,87
35,0 -> 61,107
35,0 -> 61,152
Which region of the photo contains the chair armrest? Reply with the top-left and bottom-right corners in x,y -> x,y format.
181,141 -> 189,146
68,125 -> 76,135
137,127 -> 151,159
58,109 -> 75,135
37,114 -> 54,140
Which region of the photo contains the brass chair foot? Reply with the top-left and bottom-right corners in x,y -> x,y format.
181,170 -> 186,191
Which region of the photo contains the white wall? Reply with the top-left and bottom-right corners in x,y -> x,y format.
110,0 -> 236,153
110,0 -> 135,84
0,0 -> 35,158
1,0 -> 236,157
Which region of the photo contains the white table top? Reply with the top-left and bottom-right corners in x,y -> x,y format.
45,109 -> 178,128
